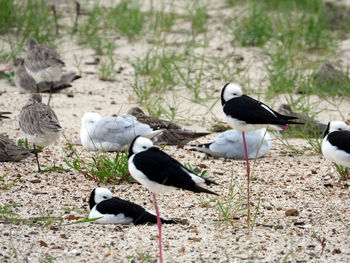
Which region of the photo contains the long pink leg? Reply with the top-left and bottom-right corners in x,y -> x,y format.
152,193 -> 163,263
242,132 -> 251,229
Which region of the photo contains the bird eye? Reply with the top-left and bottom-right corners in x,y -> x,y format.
143,146 -> 147,149
233,93 -> 237,96
103,196 -> 107,199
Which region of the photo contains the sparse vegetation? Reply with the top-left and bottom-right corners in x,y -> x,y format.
64,150 -> 130,184
333,163 -> 350,181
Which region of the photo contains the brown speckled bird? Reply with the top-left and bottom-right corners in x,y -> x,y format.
127,107 -> 210,145
19,93 -> 63,171
0,134 -> 36,162
24,37 -> 65,105
278,104 -> 327,137
14,58 -> 80,93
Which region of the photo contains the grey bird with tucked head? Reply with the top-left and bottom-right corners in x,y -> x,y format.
14,58 -> 80,93
24,37 -> 65,105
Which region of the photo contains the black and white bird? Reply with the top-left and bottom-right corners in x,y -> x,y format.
221,83 -> 303,132
88,188 -> 177,225
128,136 -> 217,263
221,83 -> 303,222
322,121 -> 350,171
128,136 -> 218,195
221,83 -> 303,164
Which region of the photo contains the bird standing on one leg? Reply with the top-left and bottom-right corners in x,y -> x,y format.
220,83 -> 303,228
24,37 -> 65,105
128,136 -> 217,263
19,94 -> 63,171
322,121 -> 350,180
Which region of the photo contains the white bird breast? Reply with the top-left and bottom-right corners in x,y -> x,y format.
128,155 -> 175,194
322,136 -> 350,168
23,131 -> 61,147
89,205 -> 133,224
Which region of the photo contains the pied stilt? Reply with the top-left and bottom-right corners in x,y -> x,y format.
128,136 -> 217,263
221,83 -> 303,227
322,121 -> 350,179
88,188 -> 177,225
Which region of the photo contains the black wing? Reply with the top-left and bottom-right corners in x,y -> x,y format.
224,95 -> 300,125
327,131 -> 350,153
96,197 -> 176,225
133,147 -> 217,195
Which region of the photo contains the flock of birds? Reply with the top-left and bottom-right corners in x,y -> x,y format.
1,38 -> 350,262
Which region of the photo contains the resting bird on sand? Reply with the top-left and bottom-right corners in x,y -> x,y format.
14,58 -> 80,93
322,121 -> 350,180
80,112 -> 163,152
127,107 -> 210,145
0,134 -> 36,162
24,37 -> 65,105
88,188 -> 177,225
191,128 -> 271,159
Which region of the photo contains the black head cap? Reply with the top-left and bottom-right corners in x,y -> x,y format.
88,189 -> 96,210
323,122 -> 330,138
221,83 -> 230,106
128,135 -> 141,159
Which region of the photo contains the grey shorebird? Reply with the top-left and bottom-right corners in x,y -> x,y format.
19,94 -> 63,171
127,107 -> 210,145
0,134 -> 36,162
24,38 -> 65,105
14,58 -> 80,93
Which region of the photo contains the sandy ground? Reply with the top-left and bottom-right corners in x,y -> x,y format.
1,1 -> 350,262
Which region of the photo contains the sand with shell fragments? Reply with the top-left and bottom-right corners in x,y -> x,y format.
1,0 -> 350,262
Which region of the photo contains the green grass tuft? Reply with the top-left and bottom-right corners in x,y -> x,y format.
107,0 -> 146,39
64,151 -> 130,184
